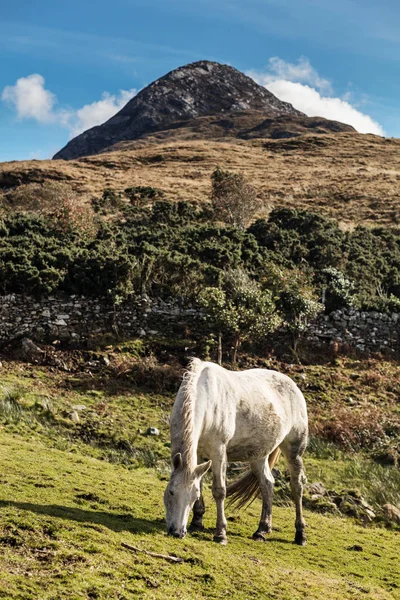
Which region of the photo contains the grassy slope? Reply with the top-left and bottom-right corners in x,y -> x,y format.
0,357 -> 399,599
1,432 -> 399,600
2,133 -> 400,227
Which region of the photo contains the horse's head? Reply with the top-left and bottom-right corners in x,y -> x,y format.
164,452 -> 211,538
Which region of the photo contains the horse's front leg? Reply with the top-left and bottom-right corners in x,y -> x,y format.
211,445 -> 228,545
190,457 -> 206,531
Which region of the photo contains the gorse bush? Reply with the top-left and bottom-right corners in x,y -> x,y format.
2,176 -> 400,315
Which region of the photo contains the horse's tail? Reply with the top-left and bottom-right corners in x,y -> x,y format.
226,447 -> 281,510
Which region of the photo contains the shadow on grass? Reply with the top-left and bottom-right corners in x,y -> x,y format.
0,500 -> 165,535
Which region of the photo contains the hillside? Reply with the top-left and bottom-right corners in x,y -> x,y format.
2,133 -> 400,227
0,354 -> 399,599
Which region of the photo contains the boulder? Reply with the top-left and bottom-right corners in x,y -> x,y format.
146,427 -> 160,436
22,337 -> 44,362
382,503 -> 400,525
307,482 -> 326,496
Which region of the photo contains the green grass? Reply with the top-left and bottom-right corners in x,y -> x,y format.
1,431 -> 399,600
0,358 -> 399,598
305,444 -> 400,509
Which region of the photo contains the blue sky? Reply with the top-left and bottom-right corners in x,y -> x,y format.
1,0 -> 399,162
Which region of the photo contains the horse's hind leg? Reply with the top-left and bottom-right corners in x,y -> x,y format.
250,457 -> 274,541
281,437 -> 307,546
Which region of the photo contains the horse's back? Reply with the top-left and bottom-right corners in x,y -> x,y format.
196,363 -> 307,461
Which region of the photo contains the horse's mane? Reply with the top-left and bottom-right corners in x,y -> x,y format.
180,357 -> 204,471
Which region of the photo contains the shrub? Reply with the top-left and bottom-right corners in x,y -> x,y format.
198,268 -> 281,363
319,267 -> 355,312
92,188 -> 124,213
311,404 -> 399,465
124,186 -> 165,206
210,167 -> 261,229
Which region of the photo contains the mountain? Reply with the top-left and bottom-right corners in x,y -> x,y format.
53,61 -> 353,160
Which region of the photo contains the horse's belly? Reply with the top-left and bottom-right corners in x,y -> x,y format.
226,441 -> 270,462
226,432 -> 280,461
226,406 -> 286,461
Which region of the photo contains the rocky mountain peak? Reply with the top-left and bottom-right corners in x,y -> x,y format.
53,60 -> 304,160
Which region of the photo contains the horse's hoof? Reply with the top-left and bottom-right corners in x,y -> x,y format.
252,532 -> 266,542
214,535 -> 228,545
294,531 -> 307,546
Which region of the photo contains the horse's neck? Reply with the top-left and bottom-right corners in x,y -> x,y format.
172,384 -> 200,471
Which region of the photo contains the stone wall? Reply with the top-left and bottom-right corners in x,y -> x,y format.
0,293 -> 198,345
307,307 -> 400,353
1,294 -> 399,353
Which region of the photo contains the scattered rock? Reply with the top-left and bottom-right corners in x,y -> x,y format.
304,485 -> 377,522
382,503 -> 400,525
307,482 -> 326,496
364,508 -> 376,522
102,356 -> 110,366
146,427 -> 160,436
72,405 -> 87,412
21,337 -> 44,362
68,410 -> 80,424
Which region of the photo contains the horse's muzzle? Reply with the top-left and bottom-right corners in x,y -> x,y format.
168,526 -> 186,539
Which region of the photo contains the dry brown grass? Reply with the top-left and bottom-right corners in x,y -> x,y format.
1,132 -> 400,227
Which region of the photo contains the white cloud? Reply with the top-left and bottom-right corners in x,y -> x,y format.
64,89 -> 136,137
1,74 -> 57,123
249,57 -> 384,136
262,56 -> 332,93
1,73 -> 136,137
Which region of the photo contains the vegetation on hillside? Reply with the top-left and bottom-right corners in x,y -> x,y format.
2,175 -> 400,318
2,134 -> 400,227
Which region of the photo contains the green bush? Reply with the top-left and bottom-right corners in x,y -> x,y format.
2,198 -> 400,316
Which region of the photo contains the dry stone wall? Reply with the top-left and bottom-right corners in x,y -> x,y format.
0,293 -> 198,345
307,307 -> 400,353
0,294 -> 399,353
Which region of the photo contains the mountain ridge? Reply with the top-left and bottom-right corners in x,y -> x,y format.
53,60 -> 353,160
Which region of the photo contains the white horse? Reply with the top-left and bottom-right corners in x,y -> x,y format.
164,358 -> 308,545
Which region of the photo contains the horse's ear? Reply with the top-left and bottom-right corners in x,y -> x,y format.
172,453 -> 183,471
194,460 -> 212,479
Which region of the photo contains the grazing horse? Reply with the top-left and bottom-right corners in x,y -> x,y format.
164,358 -> 308,545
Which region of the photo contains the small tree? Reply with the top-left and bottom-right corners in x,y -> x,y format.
210,167 -> 261,229
198,268 -> 281,364
260,262 -> 323,356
